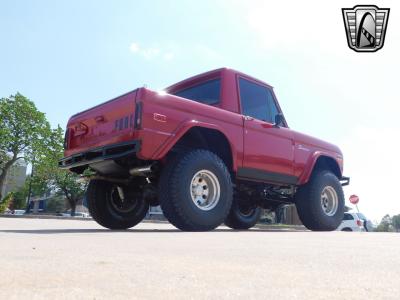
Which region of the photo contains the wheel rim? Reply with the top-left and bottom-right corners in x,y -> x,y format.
320,186 -> 338,216
190,170 -> 220,211
109,186 -> 138,214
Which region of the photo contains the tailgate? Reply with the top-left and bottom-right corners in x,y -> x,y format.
64,90 -> 139,156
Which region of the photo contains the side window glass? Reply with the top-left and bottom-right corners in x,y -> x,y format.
239,78 -> 279,123
265,89 -> 279,124
173,79 -> 220,105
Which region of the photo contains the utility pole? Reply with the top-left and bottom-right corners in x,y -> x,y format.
25,161 -> 34,214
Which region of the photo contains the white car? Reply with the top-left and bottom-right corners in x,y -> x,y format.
337,212 -> 366,232
355,212 -> 375,232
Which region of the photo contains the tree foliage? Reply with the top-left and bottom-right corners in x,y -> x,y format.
33,126 -> 87,216
376,214 -> 394,232
0,93 -> 51,201
392,214 -> 400,232
45,195 -> 65,213
1,93 -> 87,215
11,186 -> 29,210
0,192 -> 14,213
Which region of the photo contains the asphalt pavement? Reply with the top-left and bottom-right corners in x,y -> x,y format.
0,217 -> 399,300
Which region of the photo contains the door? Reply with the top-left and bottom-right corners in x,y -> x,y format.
238,77 -> 296,184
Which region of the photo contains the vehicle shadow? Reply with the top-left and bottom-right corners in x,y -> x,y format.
0,228 -> 307,234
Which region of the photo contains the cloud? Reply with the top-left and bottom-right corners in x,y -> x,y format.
128,41 -> 225,64
129,42 -> 173,61
129,42 -> 140,53
141,47 -> 161,60
163,52 -> 174,61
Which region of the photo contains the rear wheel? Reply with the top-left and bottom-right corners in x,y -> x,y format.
225,195 -> 261,230
159,149 -> 233,231
295,170 -> 344,231
87,179 -> 149,229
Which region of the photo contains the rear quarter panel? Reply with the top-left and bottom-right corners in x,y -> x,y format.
135,88 -> 244,171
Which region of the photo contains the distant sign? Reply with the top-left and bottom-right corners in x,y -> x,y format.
349,194 -> 359,205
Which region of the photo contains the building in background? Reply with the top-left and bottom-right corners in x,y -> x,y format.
0,160 -> 27,198
30,191 -> 89,214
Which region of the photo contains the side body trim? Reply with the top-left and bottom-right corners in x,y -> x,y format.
237,167 -> 298,185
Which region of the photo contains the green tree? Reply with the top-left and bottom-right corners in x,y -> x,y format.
10,175 -> 51,210
376,214 -> 392,232
33,127 -> 87,216
0,93 -> 51,201
45,195 -> 65,213
392,214 -> 400,232
10,186 -> 29,210
0,192 -> 14,213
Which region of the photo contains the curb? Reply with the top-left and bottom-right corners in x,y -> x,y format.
0,214 -> 92,221
1,214 -> 304,229
255,224 -> 307,231
0,214 -> 169,223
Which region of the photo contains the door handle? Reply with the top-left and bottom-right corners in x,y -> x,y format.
261,123 -> 273,129
244,116 -> 254,121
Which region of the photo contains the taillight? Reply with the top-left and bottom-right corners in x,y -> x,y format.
64,128 -> 70,149
356,220 -> 363,227
134,102 -> 143,129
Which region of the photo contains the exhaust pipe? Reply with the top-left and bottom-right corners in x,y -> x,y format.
129,165 -> 154,177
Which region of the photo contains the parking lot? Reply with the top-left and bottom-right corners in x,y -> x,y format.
0,217 -> 399,300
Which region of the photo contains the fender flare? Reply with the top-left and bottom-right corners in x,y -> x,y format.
151,119 -> 238,171
297,151 -> 342,185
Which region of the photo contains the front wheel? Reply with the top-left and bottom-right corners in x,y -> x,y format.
295,170 -> 344,231
87,180 -> 149,230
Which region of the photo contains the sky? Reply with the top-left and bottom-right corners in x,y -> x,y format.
0,0 -> 399,222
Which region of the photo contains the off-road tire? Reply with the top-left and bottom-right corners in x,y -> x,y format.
159,149 -> 233,231
295,170 -> 344,231
87,179 -> 149,230
225,195 -> 261,230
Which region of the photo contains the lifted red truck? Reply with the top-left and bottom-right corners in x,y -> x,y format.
60,68 -> 349,231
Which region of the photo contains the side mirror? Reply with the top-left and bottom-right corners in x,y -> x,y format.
274,113 -> 284,128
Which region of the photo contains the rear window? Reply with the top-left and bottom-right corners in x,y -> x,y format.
343,213 -> 354,220
173,79 -> 220,105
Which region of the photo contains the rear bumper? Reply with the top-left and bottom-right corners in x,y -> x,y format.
59,140 -> 140,170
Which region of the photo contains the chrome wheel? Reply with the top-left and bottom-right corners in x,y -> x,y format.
320,186 -> 338,216
190,170 -> 220,211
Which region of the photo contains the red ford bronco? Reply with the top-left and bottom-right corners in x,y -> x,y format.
60,68 -> 349,231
